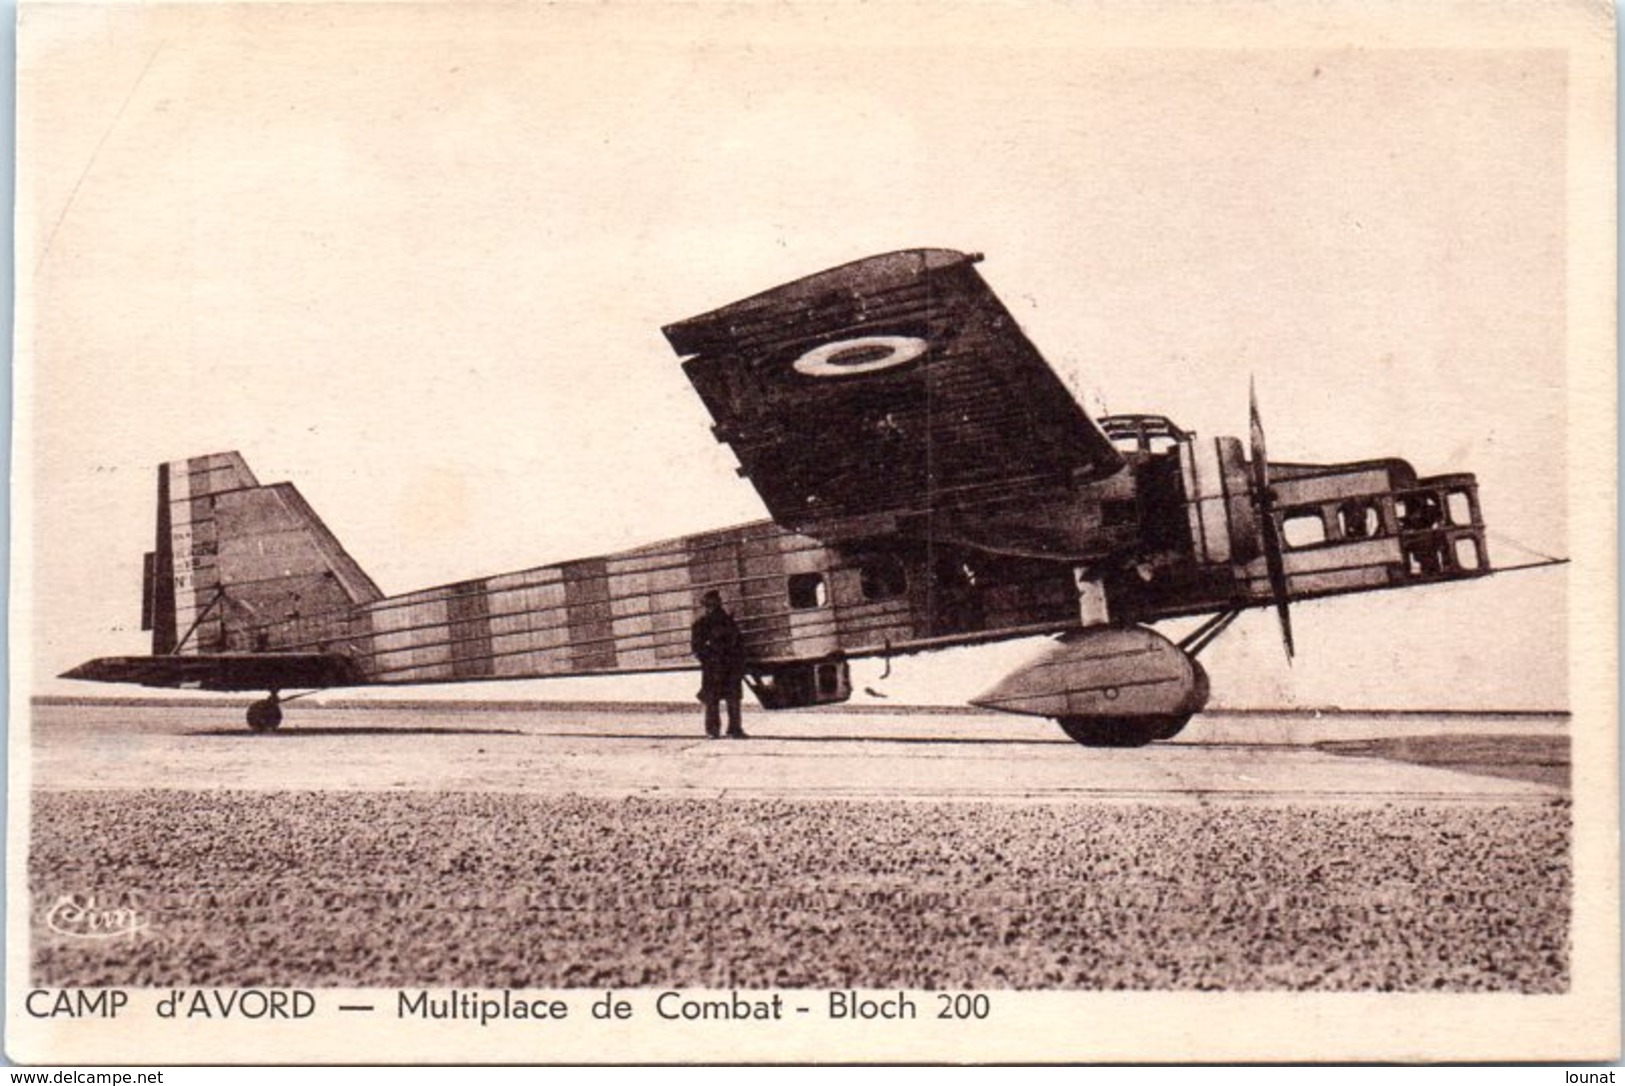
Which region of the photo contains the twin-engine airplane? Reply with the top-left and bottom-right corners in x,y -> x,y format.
66,249 -> 1494,745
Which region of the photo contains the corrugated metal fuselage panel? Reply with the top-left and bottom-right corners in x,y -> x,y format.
230,520 -> 1079,686
158,453 -> 261,655
211,486 -> 376,657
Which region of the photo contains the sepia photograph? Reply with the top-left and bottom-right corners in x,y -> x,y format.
8,0 -> 1616,1065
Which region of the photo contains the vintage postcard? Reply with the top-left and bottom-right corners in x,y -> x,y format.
8,0 -> 1616,1065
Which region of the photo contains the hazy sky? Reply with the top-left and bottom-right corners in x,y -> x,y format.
18,3 -> 1586,708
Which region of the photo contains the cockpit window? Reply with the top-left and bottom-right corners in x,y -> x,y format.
1110,434 -> 1143,453
1099,415 -> 1189,455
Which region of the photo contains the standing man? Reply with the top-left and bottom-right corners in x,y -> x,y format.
692,590 -> 748,739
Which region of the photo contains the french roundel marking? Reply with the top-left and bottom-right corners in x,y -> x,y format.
792,335 -> 929,377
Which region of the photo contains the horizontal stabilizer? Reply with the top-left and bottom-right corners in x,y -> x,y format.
61,653 -> 360,692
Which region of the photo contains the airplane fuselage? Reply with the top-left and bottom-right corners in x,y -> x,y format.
71,421 -> 1486,714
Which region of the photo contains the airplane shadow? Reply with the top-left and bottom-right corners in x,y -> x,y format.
1315,734 -> 1569,789
191,727 -> 527,738
183,725 -> 1072,745
530,731 -> 1068,747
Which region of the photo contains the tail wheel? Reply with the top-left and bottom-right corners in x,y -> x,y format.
1057,716 -> 1166,748
246,697 -> 283,732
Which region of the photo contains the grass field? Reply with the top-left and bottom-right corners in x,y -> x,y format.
32,790 -> 1570,992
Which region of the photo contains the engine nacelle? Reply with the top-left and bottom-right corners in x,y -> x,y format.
970,625 -> 1209,721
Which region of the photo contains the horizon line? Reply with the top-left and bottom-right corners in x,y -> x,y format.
30,694 -> 1571,718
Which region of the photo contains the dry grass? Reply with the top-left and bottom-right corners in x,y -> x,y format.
32,791 -> 1569,991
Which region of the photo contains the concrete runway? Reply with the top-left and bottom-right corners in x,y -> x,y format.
30,699 -> 1568,803
26,699 -> 1574,999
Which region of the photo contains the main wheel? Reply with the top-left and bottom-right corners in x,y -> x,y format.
246,698 -> 283,732
1055,716 -> 1171,748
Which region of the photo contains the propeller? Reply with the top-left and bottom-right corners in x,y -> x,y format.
1249,379 -> 1295,661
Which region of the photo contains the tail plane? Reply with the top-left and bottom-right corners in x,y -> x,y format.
66,452 -> 375,691
147,452 -> 380,654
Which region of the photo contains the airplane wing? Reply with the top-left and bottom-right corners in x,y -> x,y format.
663,249 -> 1123,548
61,652 -> 360,692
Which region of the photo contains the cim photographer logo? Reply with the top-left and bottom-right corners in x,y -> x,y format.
43,893 -> 152,940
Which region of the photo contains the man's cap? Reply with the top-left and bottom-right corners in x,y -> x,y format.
701,589 -> 723,604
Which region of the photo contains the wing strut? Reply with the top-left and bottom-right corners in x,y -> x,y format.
1178,608 -> 1242,658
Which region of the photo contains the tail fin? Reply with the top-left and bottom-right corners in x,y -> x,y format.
145,452 -> 381,655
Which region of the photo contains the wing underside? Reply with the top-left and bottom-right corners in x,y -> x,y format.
663,249 -> 1123,548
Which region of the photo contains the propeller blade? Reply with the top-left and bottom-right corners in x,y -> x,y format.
1248,379 -> 1295,662
1249,377 -> 1267,479
1273,589 -> 1296,660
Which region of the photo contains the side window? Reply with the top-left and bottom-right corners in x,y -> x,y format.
1281,510 -> 1327,549
787,572 -> 828,609
858,555 -> 908,602
1398,494 -> 1443,531
1447,491 -> 1475,527
1337,500 -> 1380,541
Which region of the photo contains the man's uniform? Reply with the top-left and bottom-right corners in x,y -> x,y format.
691,599 -> 747,738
